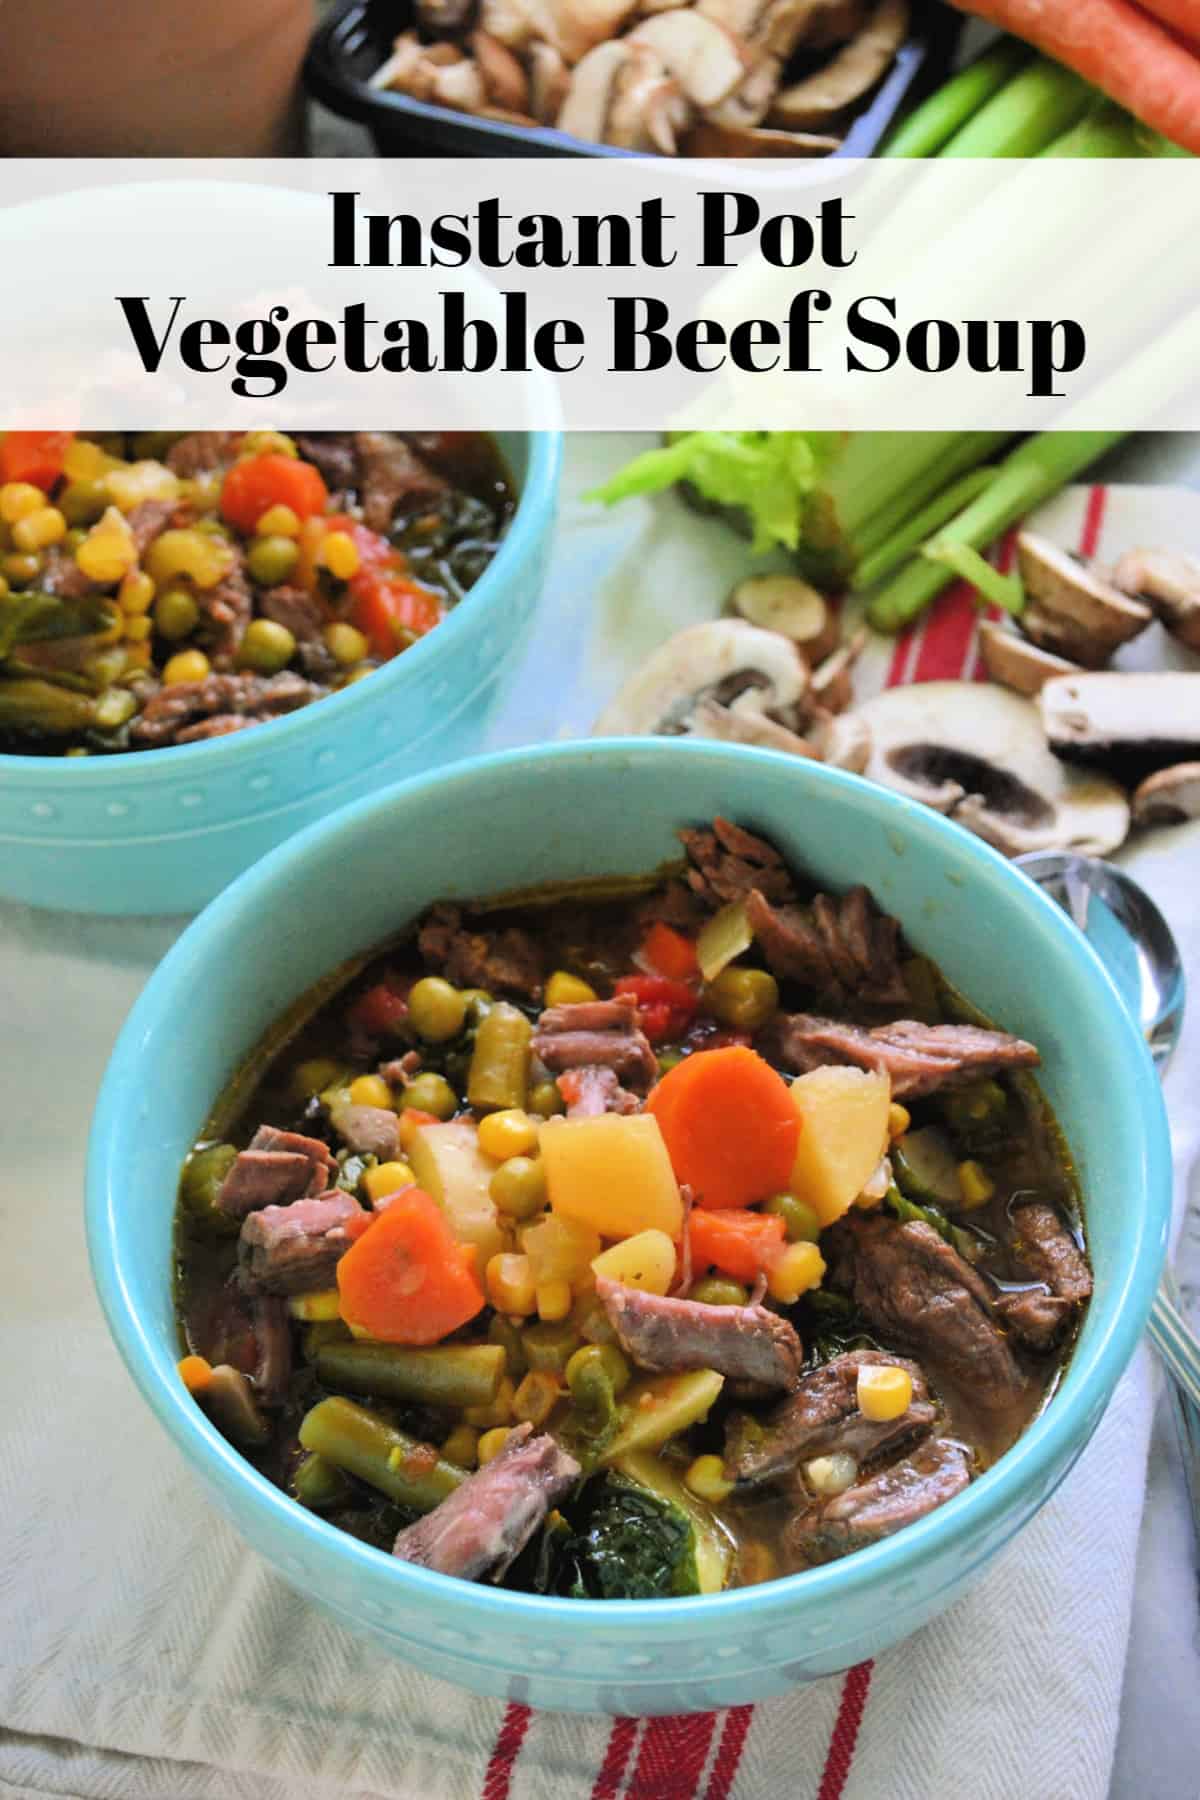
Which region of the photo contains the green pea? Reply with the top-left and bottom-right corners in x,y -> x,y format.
565,1341 -> 631,1399
704,966 -> 780,1032
59,479 -> 110,527
246,534 -> 300,587
402,1072 -> 457,1120
237,617 -> 296,675
154,587 -> 200,641
407,976 -> 467,1044
764,1192 -> 821,1243
528,1079 -> 564,1118
489,1155 -> 546,1220
690,1276 -> 750,1307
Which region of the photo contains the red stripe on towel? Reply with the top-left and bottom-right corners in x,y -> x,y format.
911,582 -> 979,682
815,1662 -> 874,1800
703,1706 -> 754,1800
626,1714 -> 718,1799
590,1717 -> 640,1800
1079,484 -> 1108,558
481,1702 -> 532,1800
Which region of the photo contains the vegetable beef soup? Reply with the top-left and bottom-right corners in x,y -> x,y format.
0,430 -> 513,754
174,818 -> 1090,1597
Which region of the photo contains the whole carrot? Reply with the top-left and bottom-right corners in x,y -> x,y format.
950,0 -> 1200,152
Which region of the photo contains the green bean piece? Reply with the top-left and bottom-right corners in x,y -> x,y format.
570,1289 -> 616,1346
467,1003 -> 532,1113
203,1364 -> 270,1449
565,1349 -> 619,1448
942,1080 -> 1007,1132
488,1313 -> 528,1379
302,1317 -> 353,1359
763,1193 -> 821,1244
0,675 -> 126,737
292,1451 -> 354,1511
689,1276 -> 749,1307
521,1318 -> 582,1373
298,1396 -> 464,1512
316,1340 -> 505,1410
408,976 -> 467,1044
180,1142 -> 240,1235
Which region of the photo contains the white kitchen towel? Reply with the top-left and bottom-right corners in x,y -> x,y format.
1,459 -> 1197,1800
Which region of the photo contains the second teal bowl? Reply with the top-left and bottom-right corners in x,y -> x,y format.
86,739 -> 1170,1712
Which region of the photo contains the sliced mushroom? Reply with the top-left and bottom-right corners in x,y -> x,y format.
628,11 -> 745,105
1132,763 -> 1200,827
809,630 -> 866,714
699,0 -> 835,59
1039,671 -> 1200,784
554,0 -> 643,62
1015,532 -> 1152,668
977,621 -> 1081,698
683,120 -> 841,154
638,0 -> 691,13
606,41 -> 690,150
371,32 -> 438,97
594,619 -> 808,737
415,0 -> 477,31
556,39 -> 632,139
728,573 -> 839,660
528,41 -> 571,120
768,0 -> 909,128
810,707 -> 871,772
689,696 -> 819,755
806,0 -> 867,49
851,682 -> 1129,858
478,0 -> 544,51
1111,547 -> 1200,653
471,30 -> 531,111
431,56 -> 488,110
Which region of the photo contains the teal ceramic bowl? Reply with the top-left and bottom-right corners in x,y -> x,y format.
0,431 -> 560,916
86,740 -> 1170,1714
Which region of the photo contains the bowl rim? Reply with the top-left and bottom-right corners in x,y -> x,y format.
0,430 -> 562,784
87,737 -> 1171,1636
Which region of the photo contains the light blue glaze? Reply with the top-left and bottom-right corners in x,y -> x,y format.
0,431 -> 561,915
86,740 -> 1170,1713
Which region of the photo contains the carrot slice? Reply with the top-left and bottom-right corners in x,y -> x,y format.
220,454 -> 329,533
646,1045 -> 800,1210
640,921 -> 700,982
689,1208 -> 786,1284
336,1187 -> 484,1345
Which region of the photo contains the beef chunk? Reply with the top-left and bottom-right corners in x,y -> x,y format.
679,817 -> 798,908
1010,1203 -> 1092,1304
129,670 -> 319,748
333,1103 -> 402,1161
595,1275 -> 802,1391
259,583 -> 327,644
215,1124 -> 335,1218
37,545 -> 96,599
418,902 -> 544,1002
199,552 -> 254,667
533,995 -> 657,1087
746,888 -> 909,1008
994,1288 -> 1075,1351
164,432 -> 243,477
771,1014 -> 1040,1099
786,1437 -> 971,1564
126,498 -> 177,557
556,1065 -> 642,1117
294,433 -> 358,490
828,1214 -> 1027,1411
392,1423 -> 580,1581
354,432 -> 448,534
250,1294 -> 292,1405
238,1190 -> 363,1295
725,1350 -> 936,1486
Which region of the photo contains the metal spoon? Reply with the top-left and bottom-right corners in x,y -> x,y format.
1017,850 -> 1200,1534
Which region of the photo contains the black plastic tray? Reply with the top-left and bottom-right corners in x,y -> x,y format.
306,0 -> 961,159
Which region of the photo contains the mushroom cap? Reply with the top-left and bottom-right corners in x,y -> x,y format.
628,10 -> 746,105
768,0 -> 908,127
594,618 -> 808,736
1016,531 -> 1152,668
1132,762 -> 1200,827
1039,670 -> 1200,784
1112,546 -> 1200,654
852,680 -> 1130,858
977,620 -> 1080,698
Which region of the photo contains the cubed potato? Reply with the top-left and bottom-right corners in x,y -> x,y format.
407,1119 -> 505,1268
592,1228 -> 677,1296
539,1114 -> 683,1239
520,1212 -> 601,1287
789,1066 -> 892,1228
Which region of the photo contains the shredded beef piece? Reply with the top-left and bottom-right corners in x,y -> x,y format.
294,433 -> 358,490
418,902 -> 544,1002
786,1436 -> 971,1564
725,1350 -> 937,1486
1010,1202 -> 1092,1304
679,817 -> 798,908
533,994 -> 657,1087
333,1103 -> 402,1161
126,499 -> 176,557
595,1275 -> 803,1391
215,1125 -> 335,1218
994,1288 -> 1075,1351
354,431 -> 448,534
129,670 -> 318,748
392,1423 -> 581,1581
250,1294 -> 292,1405
827,1213 -> 1028,1411
164,432 -> 243,477
37,546 -> 96,599
175,714 -> 249,743
633,879 -> 707,935
259,583 -> 337,678
745,886 -> 909,1008
770,1014 -> 1040,1098
199,551 -> 254,667
556,1066 -> 641,1117
238,1190 -> 363,1295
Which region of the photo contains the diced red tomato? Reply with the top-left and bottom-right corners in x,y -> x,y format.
220,453 -> 329,533
319,513 -> 445,660
639,922 -> 699,982
347,980 -> 409,1040
0,430 -> 74,491
614,973 -> 699,1045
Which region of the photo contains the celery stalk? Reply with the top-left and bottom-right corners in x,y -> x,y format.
920,540 -> 1025,614
881,37 -> 1031,158
853,468 -> 995,591
853,435 -> 1011,560
865,432 -> 1125,633
1043,102 -> 1151,158
940,59 -> 1093,158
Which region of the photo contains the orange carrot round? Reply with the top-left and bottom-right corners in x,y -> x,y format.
689,1207 -> 787,1284
646,1045 -> 800,1210
336,1187 -> 484,1345
951,0 -> 1200,152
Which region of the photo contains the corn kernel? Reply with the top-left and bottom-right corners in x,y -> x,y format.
63,439 -> 122,482
123,614 -> 153,643
124,641 -> 153,670
177,1354 -> 213,1394
118,569 -> 155,614
287,1289 -> 342,1322
0,481 -> 46,523
545,970 -> 598,1008
442,1424 -> 480,1469
256,503 -> 301,538
348,1072 -> 394,1111
145,527 -> 233,591
321,530 -> 360,581
105,460 -> 180,512
364,1160 -> 416,1205
536,1276 -> 573,1322
513,1368 -> 562,1428
767,1241 -> 826,1305
856,1363 -> 914,1422
466,1375 -> 516,1429
76,506 -> 137,584
478,1108 -> 538,1162
12,506 -> 67,551
241,429 -> 297,458
0,575 -> 9,599
324,621 -> 369,667
684,1453 -> 735,1504
888,1103 -> 911,1139
477,1426 -> 514,1466
486,1252 -> 536,1318
162,649 -> 211,685
957,1160 -> 995,1209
